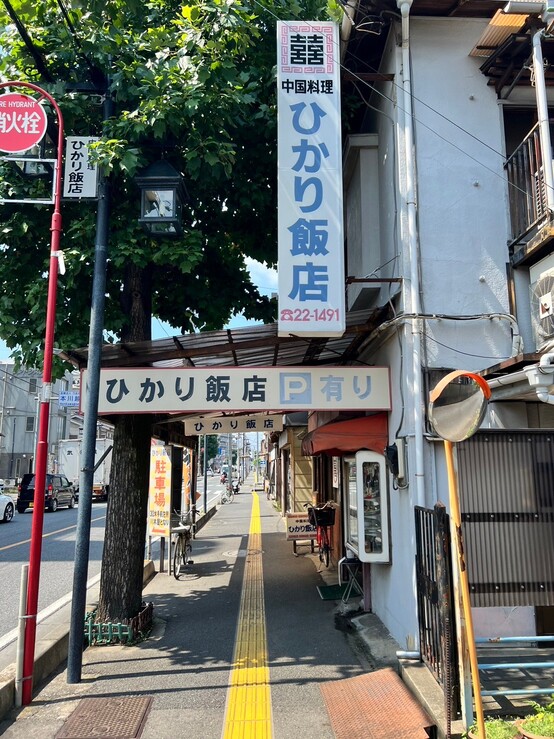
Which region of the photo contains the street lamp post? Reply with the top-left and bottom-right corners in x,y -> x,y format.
67,89 -> 113,685
0,81 -> 65,706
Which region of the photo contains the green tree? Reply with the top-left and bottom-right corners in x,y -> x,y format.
0,0 -> 325,622
206,435 -> 219,466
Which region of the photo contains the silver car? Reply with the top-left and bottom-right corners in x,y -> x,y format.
0,492 -> 14,523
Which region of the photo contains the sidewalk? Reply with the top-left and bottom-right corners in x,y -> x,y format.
0,486 -> 459,738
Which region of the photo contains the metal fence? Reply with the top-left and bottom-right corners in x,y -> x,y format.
415,503 -> 459,720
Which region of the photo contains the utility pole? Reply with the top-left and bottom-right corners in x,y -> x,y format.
67,87 -> 113,684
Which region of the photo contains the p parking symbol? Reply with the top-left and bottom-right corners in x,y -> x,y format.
279,373 -> 312,405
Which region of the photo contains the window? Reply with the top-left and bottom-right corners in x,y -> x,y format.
29,378 -> 37,394
25,416 -> 35,433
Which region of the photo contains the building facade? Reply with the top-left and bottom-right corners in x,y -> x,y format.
282,0 -> 554,721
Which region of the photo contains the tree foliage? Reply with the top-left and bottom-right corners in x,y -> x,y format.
0,0 -> 329,367
0,0 -> 329,623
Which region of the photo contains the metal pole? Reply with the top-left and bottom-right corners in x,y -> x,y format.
6,80 -> 66,707
444,440 -> 485,738
228,433 -> 231,477
67,90 -> 113,684
15,564 -> 28,707
203,434 -> 208,514
9,416 -> 15,479
532,27 -> 554,214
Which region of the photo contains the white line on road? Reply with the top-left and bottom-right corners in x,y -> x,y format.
0,573 -> 102,654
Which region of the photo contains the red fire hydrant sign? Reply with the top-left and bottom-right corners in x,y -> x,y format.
0,92 -> 48,154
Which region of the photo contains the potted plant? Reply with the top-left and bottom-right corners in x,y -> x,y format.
517,696 -> 554,738
466,718 -> 522,739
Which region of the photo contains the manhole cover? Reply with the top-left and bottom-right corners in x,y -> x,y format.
55,696 -> 153,738
222,550 -> 247,558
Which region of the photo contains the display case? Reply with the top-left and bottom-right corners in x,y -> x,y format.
343,451 -> 390,563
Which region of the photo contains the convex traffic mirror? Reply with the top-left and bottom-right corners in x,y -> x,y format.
428,370 -> 491,442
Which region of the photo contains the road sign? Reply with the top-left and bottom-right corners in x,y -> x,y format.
0,92 -> 48,154
59,391 -> 80,408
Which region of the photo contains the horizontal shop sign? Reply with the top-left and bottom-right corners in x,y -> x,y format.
184,414 -> 283,435
83,366 -> 391,414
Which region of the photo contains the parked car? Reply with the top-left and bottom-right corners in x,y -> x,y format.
16,473 -> 76,513
0,492 -> 14,522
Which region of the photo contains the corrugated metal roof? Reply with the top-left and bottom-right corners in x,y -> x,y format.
62,306 -> 392,371
469,10 -> 528,57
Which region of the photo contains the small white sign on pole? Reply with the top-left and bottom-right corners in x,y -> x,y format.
277,22 -> 345,338
63,136 -> 99,198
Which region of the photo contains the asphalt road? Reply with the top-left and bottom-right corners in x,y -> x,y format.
0,475 -> 229,644
0,501 -> 107,643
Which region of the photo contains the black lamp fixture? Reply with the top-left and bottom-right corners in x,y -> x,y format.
135,160 -> 188,237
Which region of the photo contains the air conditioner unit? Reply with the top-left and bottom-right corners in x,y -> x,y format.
530,268 -> 554,347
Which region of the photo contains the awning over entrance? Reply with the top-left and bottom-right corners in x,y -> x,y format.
301,414 -> 388,457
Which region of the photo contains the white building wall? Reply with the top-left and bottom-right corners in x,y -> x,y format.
348,18 -> 535,648
411,18 -> 514,371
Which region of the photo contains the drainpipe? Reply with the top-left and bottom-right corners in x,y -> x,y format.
397,0 -> 426,508
531,27 -> 554,214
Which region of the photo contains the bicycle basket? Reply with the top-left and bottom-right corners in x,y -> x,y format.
308,506 -> 335,527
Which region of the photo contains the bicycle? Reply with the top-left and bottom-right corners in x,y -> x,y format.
221,483 -> 234,504
172,510 -> 193,579
304,502 -> 336,568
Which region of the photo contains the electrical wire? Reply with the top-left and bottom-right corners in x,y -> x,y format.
252,0 -> 541,201
421,330 -> 515,360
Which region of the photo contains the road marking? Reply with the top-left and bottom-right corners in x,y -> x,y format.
0,514 -> 107,552
0,572 -> 102,653
223,492 -> 272,739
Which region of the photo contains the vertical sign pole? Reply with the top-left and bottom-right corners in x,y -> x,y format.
0,81 -> 66,706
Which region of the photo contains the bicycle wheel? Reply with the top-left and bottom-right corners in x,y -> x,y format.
173,536 -> 184,580
183,535 -> 192,566
321,528 -> 330,568
317,531 -> 324,563
322,541 -> 330,568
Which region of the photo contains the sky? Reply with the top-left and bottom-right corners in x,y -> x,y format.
0,257 -> 278,362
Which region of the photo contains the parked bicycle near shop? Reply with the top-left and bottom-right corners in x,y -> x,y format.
172,510 -> 194,579
304,502 -> 336,567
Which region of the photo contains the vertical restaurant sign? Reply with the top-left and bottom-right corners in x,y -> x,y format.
63,136 -> 99,198
277,22 -> 345,338
183,447 -> 201,507
148,444 -> 172,537
183,447 -> 192,508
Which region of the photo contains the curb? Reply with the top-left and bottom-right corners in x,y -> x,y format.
0,559 -> 156,722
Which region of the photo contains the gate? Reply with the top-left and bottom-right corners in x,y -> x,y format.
415,503 -> 459,718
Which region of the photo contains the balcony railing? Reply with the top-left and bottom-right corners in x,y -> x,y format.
504,121 -> 553,249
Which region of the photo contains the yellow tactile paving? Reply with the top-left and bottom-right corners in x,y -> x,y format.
223,492 -> 272,739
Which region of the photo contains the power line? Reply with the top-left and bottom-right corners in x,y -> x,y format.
252,1 -> 537,201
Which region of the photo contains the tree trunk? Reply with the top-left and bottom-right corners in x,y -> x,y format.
96,264 -> 153,623
96,413 -> 152,622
